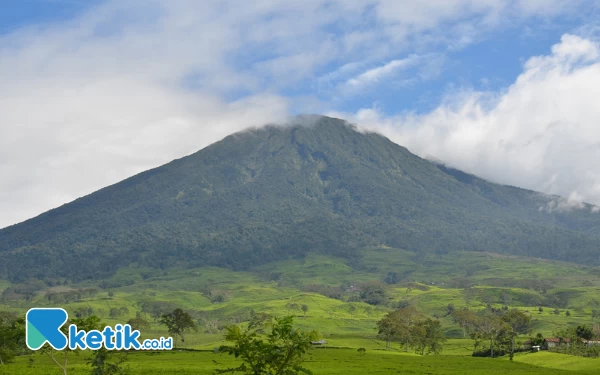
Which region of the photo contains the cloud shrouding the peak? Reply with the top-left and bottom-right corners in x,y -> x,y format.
0,0 -> 598,228
335,34 -> 600,212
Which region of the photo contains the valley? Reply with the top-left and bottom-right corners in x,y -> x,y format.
2,249 -> 600,373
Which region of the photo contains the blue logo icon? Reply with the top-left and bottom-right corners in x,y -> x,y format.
25,307 -> 172,351
26,308 -> 69,350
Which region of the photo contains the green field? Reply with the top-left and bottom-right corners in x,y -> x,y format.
2,348 -> 599,375
2,249 -> 600,374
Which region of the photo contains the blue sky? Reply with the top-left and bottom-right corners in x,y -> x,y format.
2,0 -> 592,115
1,0 -> 99,33
1,0 -> 600,227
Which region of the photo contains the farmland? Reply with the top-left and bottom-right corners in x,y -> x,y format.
2,249 -> 600,374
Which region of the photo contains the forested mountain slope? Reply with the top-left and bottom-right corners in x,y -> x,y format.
1,115 -> 599,281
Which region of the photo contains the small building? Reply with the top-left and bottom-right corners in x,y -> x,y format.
543,338 -> 570,349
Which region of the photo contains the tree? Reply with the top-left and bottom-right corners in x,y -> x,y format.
217,316 -> 318,375
159,308 -> 197,346
127,314 -> 150,331
0,312 -> 25,365
502,309 -> 532,360
451,308 -> 477,338
376,312 -> 397,351
300,305 -> 308,318
89,347 -> 129,375
377,307 -> 423,352
82,317 -> 129,374
359,281 -> 389,306
412,318 -> 446,355
384,272 -> 400,285
531,333 -> 545,347
41,315 -> 103,375
576,325 -> 594,341
470,311 -> 506,358
538,307 -> 543,314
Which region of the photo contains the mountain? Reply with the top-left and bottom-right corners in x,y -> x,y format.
1,115 -> 599,282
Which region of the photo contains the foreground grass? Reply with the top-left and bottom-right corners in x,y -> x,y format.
512,351 -> 600,372
2,348 -> 598,375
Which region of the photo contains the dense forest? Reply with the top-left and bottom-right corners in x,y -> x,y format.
1,116 -> 599,282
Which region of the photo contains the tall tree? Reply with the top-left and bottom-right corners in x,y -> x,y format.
470,311 -> 506,358
376,313 -> 396,351
502,309 -> 532,360
451,309 -> 478,338
159,308 -> 197,346
412,318 -> 446,355
377,307 -> 423,352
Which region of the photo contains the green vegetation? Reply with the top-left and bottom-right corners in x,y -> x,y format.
217,315 -> 318,374
159,308 -> 197,346
2,348 -> 600,375
1,249 -> 600,373
0,311 -> 24,365
377,307 -> 446,354
2,116 -> 600,282
452,306 -> 531,359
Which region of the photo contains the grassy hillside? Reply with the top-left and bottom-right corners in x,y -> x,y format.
3,249 -> 600,374
2,116 -> 600,282
2,249 -> 599,347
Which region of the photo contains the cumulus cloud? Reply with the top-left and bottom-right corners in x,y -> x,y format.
335,34 -> 600,210
0,0 -> 594,228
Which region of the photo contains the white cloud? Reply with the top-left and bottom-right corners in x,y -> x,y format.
346,55 -> 420,88
0,0 -> 594,228
334,34 -> 600,209
540,192 -> 587,214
